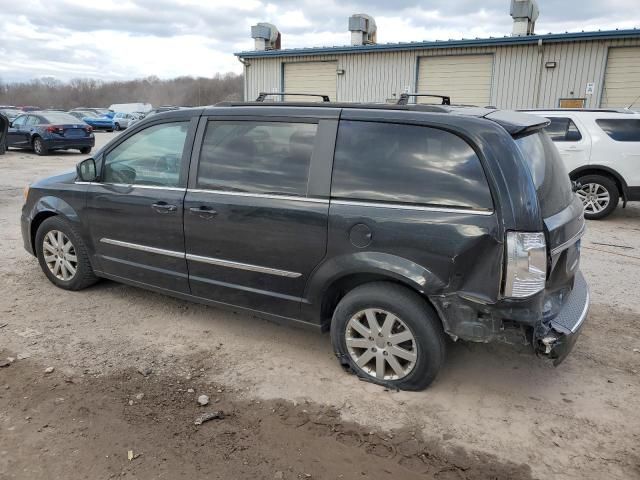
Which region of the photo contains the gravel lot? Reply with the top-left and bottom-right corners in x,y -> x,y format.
1,132 -> 639,479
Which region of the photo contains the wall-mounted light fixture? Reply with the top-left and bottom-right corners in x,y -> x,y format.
545,61 -> 557,69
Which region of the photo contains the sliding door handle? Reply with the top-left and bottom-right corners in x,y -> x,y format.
151,202 -> 177,214
189,206 -> 217,218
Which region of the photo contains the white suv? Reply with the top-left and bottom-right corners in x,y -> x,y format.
522,109 -> 640,219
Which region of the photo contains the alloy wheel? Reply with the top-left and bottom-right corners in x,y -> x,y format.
345,308 -> 417,381
576,183 -> 610,215
34,138 -> 43,154
42,230 -> 78,281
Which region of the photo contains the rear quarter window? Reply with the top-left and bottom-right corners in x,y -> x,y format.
515,131 -> 574,218
331,121 -> 493,211
596,119 -> 640,142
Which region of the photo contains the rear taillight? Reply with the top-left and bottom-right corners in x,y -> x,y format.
85,126 -> 93,133
46,125 -> 63,133
503,232 -> 547,298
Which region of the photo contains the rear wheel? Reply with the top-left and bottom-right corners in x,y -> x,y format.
575,174 -> 619,220
79,147 -> 92,154
35,216 -> 99,290
330,282 -> 446,391
33,136 -> 48,156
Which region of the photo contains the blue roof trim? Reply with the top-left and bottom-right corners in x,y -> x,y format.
236,29 -> 640,58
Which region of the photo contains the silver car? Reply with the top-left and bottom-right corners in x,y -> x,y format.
112,112 -> 139,131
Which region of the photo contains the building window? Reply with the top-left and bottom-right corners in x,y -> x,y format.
558,98 -> 586,108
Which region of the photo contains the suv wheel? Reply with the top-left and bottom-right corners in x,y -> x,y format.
33,137 -> 48,156
330,282 -> 446,391
575,174 -> 619,220
35,216 -> 99,290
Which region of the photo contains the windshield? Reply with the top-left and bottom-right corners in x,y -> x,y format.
515,130 -> 574,218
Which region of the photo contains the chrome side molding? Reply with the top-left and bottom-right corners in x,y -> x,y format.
99,238 -> 301,278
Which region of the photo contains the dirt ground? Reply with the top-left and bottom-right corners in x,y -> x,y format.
1,132 -> 639,480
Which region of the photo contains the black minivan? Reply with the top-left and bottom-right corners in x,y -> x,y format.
21,100 -> 589,390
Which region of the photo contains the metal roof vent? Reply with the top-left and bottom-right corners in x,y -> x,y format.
251,22 -> 281,51
348,14 -> 377,46
510,0 -> 539,36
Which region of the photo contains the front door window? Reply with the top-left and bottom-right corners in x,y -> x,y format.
102,122 -> 188,187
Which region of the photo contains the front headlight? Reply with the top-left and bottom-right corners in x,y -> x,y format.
503,231 -> 547,298
23,184 -> 30,201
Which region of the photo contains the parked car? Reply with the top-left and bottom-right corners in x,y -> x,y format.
20,101 -> 588,390
82,114 -> 114,132
108,103 -> 152,115
18,106 -> 41,112
522,109 -> 640,219
7,111 -> 94,155
112,112 -> 138,130
67,111 -> 95,122
72,107 -> 110,116
0,108 -> 22,122
0,112 -> 7,155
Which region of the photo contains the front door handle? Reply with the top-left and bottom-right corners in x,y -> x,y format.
189,206 -> 217,219
151,202 -> 177,214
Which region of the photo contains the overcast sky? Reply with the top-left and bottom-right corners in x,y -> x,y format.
1,0 -> 639,83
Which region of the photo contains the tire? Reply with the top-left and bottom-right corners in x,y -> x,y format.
330,282 -> 446,391
114,123 -> 120,131
575,174 -> 619,220
79,147 -> 92,154
35,216 -> 99,291
33,136 -> 48,156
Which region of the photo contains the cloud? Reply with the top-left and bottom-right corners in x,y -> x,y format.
0,0 -> 638,82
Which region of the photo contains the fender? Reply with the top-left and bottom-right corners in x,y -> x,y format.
25,195 -> 84,254
569,164 -> 629,201
301,251 -> 448,323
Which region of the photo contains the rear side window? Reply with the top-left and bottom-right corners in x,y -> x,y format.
544,117 -> 583,142
197,121 -> 317,196
331,121 -> 493,210
596,119 -> 640,142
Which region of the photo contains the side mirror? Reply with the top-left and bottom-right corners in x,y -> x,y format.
76,158 -> 97,182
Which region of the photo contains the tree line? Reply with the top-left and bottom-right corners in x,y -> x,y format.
0,73 -> 243,110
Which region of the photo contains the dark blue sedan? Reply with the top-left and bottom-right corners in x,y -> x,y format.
7,112 -> 95,156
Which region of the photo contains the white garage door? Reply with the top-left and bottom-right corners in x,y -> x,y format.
417,55 -> 493,106
284,61 -> 337,102
601,47 -> 640,108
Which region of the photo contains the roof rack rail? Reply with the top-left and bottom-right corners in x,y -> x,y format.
255,92 -> 331,102
397,93 -> 451,106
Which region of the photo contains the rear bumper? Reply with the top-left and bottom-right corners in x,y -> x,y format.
535,270 -> 589,365
44,137 -> 95,149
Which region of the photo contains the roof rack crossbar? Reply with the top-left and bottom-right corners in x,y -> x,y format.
397,93 -> 451,106
256,92 -> 331,102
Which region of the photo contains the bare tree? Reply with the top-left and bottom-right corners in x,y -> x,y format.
0,73 -> 243,109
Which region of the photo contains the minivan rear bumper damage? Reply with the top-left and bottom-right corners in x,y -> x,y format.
533,271 -> 589,365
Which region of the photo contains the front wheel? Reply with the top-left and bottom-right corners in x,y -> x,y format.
114,123 -> 121,131
575,174 -> 619,220
33,137 -> 48,156
35,216 -> 99,290
79,147 -> 92,154
330,282 -> 446,391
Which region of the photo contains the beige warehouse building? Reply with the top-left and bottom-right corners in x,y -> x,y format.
236,8 -> 640,110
